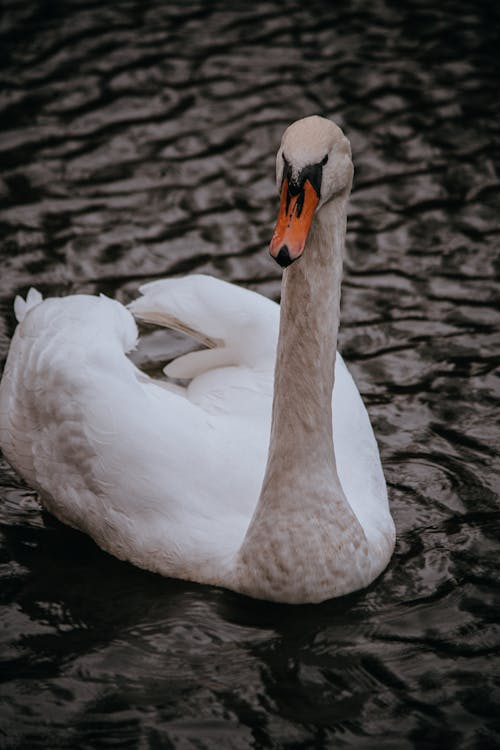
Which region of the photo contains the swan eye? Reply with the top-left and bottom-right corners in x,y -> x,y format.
321,154 -> 328,166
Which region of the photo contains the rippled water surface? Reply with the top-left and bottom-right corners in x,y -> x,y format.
1,1 -> 499,747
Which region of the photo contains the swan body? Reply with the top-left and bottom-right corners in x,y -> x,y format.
0,117 -> 395,603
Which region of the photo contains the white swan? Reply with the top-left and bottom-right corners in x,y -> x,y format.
0,116 -> 395,603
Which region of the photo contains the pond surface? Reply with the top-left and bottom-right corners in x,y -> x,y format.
1,1 -> 499,747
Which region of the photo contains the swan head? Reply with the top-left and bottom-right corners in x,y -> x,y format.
270,115 -> 353,267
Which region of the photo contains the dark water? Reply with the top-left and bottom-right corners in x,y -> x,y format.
1,1 -> 499,747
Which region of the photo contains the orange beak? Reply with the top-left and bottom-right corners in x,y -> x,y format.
269,178 -> 319,267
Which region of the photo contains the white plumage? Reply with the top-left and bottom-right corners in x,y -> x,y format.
0,117 -> 395,603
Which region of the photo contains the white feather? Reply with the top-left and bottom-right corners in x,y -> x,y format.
14,287 -> 43,323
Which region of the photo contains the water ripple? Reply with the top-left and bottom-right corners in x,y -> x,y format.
1,0 -> 499,747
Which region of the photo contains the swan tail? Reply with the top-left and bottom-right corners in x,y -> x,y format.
129,274 -> 279,370
14,288 -> 43,323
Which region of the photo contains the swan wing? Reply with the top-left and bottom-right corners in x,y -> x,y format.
128,274 -> 279,377
332,355 -> 393,553
0,291 -> 269,576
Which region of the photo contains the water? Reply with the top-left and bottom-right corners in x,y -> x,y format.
1,1 -> 499,747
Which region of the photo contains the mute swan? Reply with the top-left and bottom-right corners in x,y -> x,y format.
0,116 -> 395,603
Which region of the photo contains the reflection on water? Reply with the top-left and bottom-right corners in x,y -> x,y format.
1,0 -> 499,747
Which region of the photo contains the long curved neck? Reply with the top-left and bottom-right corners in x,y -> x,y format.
268,201 -> 345,477
231,191 -> 370,603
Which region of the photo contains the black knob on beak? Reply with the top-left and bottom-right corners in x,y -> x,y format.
275,246 -> 294,268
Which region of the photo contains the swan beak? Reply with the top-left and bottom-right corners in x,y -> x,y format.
270,178 -> 319,267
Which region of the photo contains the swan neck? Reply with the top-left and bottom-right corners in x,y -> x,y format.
229,193 -> 372,603
269,196 -> 346,471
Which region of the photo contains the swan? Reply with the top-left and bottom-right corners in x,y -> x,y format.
0,116 -> 395,604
